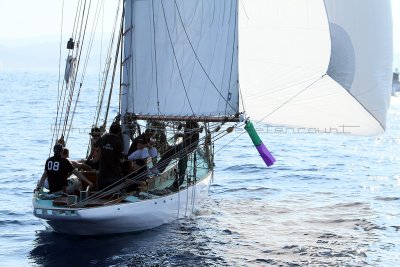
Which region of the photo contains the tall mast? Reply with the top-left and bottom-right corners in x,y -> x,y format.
121,0 -> 133,154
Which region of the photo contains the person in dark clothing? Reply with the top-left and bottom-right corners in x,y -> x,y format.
156,121 -> 200,188
36,144 -> 93,193
87,126 -> 102,160
174,121 -> 199,187
97,123 -> 124,190
84,149 -> 100,170
72,145 -> 100,171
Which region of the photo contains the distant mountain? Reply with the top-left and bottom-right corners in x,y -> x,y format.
0,36 -> 108,73
1,36 -> 400,74
0,41 -> 59,72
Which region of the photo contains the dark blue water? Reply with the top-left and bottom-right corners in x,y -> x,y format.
0,71 -> 399,266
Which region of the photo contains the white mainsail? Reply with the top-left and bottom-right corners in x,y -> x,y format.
122,0 -> 239,118
239,0 -> 392,135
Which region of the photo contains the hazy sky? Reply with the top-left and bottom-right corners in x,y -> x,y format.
0,0 -> 399,65
0,0 -> 118,40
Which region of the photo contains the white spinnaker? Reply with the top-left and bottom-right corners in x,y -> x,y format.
239,0 -> 392,135
324,0 -> 393,134
123,0 -> 239,117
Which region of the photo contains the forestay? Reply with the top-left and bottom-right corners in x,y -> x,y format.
239,0 -> 392,136
122,0 -> 239,118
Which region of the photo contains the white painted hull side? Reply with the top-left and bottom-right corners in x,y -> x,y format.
33,172 -> 212,235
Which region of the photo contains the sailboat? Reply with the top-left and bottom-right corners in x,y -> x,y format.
32,0 -> 393,235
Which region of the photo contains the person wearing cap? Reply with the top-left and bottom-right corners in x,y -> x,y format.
87,126 -> 102,161
35,144 -> 93,193
97,123 -> 124,190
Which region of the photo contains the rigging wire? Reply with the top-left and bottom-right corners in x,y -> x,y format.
151,0 -> 161,115
61,0 -> 90,139
103,12 -> 124,127
67,0 -> 109,142
50,0 -> 66,155
54,0 -> 82,142
214,75 -> 328,155
66,0 -> 105,141
93,0 -> 122,127
238,83 -> 246,118
224,0 -> 238,115
257,74 -> 327,123
160,0 -> 195,115
77,130 -> 214,205
99,0 -> 105,102
172,0 -> 238,114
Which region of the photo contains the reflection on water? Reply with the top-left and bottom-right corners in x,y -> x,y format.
28,218 -> 226,267
29,230 -> 147,266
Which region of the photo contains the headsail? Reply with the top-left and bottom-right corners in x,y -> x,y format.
122,0 -> 239,119
324,0 -> 393,134
239,0 -> 393,136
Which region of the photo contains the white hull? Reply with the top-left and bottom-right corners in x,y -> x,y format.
33,172 -> 212,235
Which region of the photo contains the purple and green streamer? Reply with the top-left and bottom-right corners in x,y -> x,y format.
245,121 -> 276,167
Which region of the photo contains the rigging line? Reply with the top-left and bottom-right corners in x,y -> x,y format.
56,55 -> 77,139
215,75 -> 327,155
248,70 -> 323,98
55,65 -> 71,137
93,0 -> 122,126
239,0 -> 249,20
99,0 -> 105,102
94,50 -> 111,125
76,0 -> 88,47
80,160 -> 163,202
118,0 -> 124,114
119,15 -> 123,114
160,0 -> 195,115
255,74 -> 327,124
57,70 -> 75,136
64,0 -> 93,141
71,0 -> 83,39
68,2 -> 101,142
151,0 -> 161,115
238,83 -> 246,118
173,0 -> 238,113
129,0 -> 134,114
61,0 -> 89,136
62,76 -> 77,138
213,123 -> 246,155
50,0 -> 66,155
69,0 -> 103,138
103,12 -> 124,127
225,0 -> 238,115
79,0 -> 103,83
83,146 -> 208,200
54,0 -> 84,144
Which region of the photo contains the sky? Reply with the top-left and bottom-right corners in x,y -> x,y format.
0,0 -> 399,70
0,0 -> 118,40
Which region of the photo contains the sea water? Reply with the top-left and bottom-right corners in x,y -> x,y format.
0,71 -> 399,266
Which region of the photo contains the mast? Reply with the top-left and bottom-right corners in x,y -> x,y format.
121,0 -> 133,154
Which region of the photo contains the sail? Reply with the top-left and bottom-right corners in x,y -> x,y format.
122,0 -> 239,118
239,0 -> 393,135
